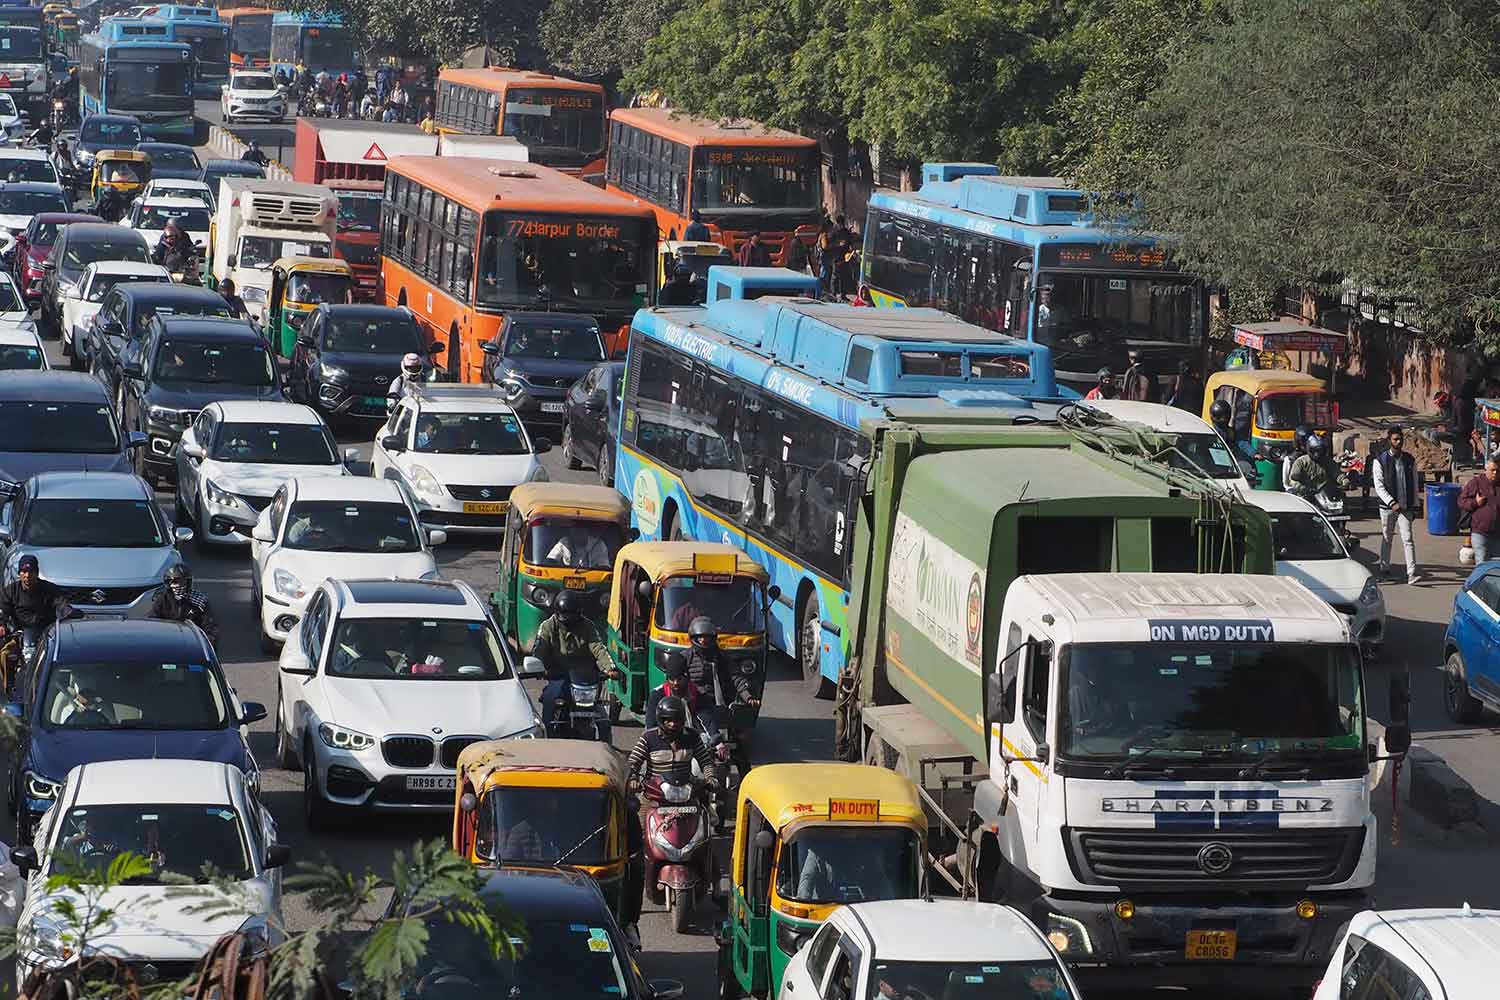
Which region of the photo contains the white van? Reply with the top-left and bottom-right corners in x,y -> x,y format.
209,178 -> 337,322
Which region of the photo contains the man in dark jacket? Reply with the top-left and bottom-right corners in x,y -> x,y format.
736,232 -> 770,268
0,554 -> 60,647
1373,426 -> 1420,584
1461,459 -> 1500,563
657,263 -> 698,306
531,590 -> 618,731
682,210 -> 710,242
149,565 -> 219,646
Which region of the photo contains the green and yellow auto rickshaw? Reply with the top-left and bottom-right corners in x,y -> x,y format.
717,763 -> 927,1000
90,149 -> 150,205
604,541 -> 776,719
493,482 -> 632,652
268,255 -> 355,357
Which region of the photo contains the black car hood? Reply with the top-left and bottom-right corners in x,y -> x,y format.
149,167 -> 201,181
499,355 -> 600,384
0,450 -> 129,482
146,381 -> 283,410
320,350 -> 407,380
28,726 -> 248,784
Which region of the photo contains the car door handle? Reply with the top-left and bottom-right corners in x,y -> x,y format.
1008,774 -> 1019,795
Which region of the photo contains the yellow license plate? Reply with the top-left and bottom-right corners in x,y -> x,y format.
565,576 -> 587,590
462,501 -> 508,515
1185,930 -> 1236,960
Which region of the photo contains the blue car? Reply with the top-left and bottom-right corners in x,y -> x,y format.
6,619 -> 266,841
1443,562 -> 1500,722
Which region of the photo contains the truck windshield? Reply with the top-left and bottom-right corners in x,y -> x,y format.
1059,642 -> 1363,761
336,192 -> 380,232
775,826 -> 918,905
0,27 -> 43,61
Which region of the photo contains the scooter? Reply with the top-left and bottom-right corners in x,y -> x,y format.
640,775 -> 714,934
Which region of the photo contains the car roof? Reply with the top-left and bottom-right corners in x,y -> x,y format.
29,470 -> 150,500
154,317 -> 264,341
505,311 -> 600,327
1346,908 -> 1500,994
148,178 -> 210,189
0,182 -> 64,194
212,400 -> 321,424
0,326 -> 41,347
316,304 -> 412,321
51,618 -> 214,665
61,223 -> 148,243
72,758 -> 235,807
405,385 -> 519,415
202,159 -> 264,173
118,283 -> 229,307
140,196 -> 210,209
290,476 -> 405,503
1079,399 -> 1218,433
1246,488 -> 1323,515
0,371 -> 109,402
85,261 -> 170,277
839,900 -> 1057,963
33,213 -> 102,226
476,867 -> 612,923
0,149 -> 48,161
332,579 -> 481,616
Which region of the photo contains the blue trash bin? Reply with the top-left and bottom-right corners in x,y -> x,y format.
1426,482 -> 1461,535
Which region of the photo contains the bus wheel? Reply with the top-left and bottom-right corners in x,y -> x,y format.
800,595 -> 833,699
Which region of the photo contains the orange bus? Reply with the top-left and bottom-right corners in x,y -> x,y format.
434,68 -> 608,185
222,7 -> 274,67
379,157 -> 658,381
605,107 -> 821,266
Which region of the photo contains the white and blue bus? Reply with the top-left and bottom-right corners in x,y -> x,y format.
81,20 -> 194,139
614,266 -> 1071,693
153,5 -> 229,97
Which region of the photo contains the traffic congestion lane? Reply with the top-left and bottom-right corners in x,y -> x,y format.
195,97 -> 297,168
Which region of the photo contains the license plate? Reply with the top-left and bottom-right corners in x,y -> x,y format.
462,501 -> 508,514
565,576 -> 587,589
404,775 -> 456,791
1185,930 -> 1236,960
540,401 -> 565,413
361,395 -> 384,407
656,805 -> 698,815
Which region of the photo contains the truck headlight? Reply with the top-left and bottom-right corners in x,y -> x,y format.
317,722 -> 375,751
1044,914 -> 1093,956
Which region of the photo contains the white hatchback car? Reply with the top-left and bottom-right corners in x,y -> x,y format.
221,69 -> 286,124
62,261 -> 170,368
1078,398 -> 1254,493
0,93 -> 24,144
371,384 -> 549,535
126,196 -> 212,256
132,178 -> 214,212
779,899 -> 1080,1000
0,149 -> 59,187
250,475 -> 445,652
275,578 -> 543,829
12,758 -> 288,987
1312,907 -> 1500,1000
176,400 -> 348,547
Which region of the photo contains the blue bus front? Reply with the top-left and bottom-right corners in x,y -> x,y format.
166,20 -> 228,97
269,14 -> 357,80
98,42 -> 194,140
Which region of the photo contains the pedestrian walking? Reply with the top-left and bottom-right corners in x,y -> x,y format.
1165,360 -> 1202,413
1460,459 -> 1500,563
1373,426 -> 1421,584
736,232 -> 770,268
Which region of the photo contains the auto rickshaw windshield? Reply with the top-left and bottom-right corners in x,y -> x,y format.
287,271 -> 352,305
774,826 -> 918,905
483,785 -> 611,866
106,162 -> 141,184
1257,393 -> 1331,431
525,517 -> 625,570
654,576 -> 765,633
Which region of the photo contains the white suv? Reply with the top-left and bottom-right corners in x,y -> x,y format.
274,578 -> 543,829
221,70 -> 285,123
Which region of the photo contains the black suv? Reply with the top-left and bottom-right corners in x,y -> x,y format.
120,317 -> 285,485
288,304 -> 440,419
480,312 -> 606,437
88,283 -> 237,416
74,114 -> 143,171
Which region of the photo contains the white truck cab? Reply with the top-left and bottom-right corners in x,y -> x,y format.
209,178 -> 337,323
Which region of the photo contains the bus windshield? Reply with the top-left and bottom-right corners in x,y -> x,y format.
300,26 -> 352,70
1033,273 -> 1202,354
477,212 -> 649,314
501,88 -> 604,159
178,26 -> 227,64
0,27 -> 42,60
693,147 -> 819,214
231,16 -> 271,59
107,58 -> 193,102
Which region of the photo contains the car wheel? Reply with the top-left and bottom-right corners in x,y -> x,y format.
274,685 -> 298,769
1445,651 -> 1484,724
302,738 -> 333,830
597,443 -> 613,487
561,422 -> 582,470
194,492 -> 214,552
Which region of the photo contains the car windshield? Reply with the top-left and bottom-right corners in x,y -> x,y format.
413,411 -> 530,455
211,421 -> 336,464
504,322 -> 604,362
0,95 -> 16,117
41,658 -> 229,731
154,339 -> 275,385
0,401 -> 118,453
0,159 -> 56,184
51,804 -> 251,884
81,120 -> 142,145
87,271 -> 164,302
654,575 -> 765,634
62,237 -> 150,273
867,961 -> 1073,1000
409,915 -> 630,1000
236,235 -> 328,270
485,787 -> 610,866
0,189 -> 66,217
139,204 -> 210,232
1270,510 -> 1345,561
336,192 -> 380,233
152,185 -> 210,207
1059,642 -> 1364,761
0,344 -> 42,369
287,271 -> 351,304
775,827 -> 919,904
283,500 -> 420,553
0,281 -> 20,311
21,498 -> 163,547
1258,392 -> 1332,432
524,518 -> 623,570
234,74 -> 275,91
325,314 -> 422,354
326,618 -> 507,679
1159,431 -> 1243,480
147,148 -> 199,171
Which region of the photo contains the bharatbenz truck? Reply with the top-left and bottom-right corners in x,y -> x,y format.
836,407 -> 1410,990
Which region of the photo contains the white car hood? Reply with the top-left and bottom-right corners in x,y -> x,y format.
318,672 -> 537,741
33,881 -> 269,958
1275,556 -> 1372,603
405,450 -> 538,486
266,549 -> 436,592
208,461 -> 347,499
0,213 -> 29,232
64,298 -> 102,330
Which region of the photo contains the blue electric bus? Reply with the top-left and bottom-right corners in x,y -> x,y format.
861,162 -> 1208,393
268,12 -> 357,79
152,6 -> 229,97
80,22 -> 194,139
613,266 -> 1071,693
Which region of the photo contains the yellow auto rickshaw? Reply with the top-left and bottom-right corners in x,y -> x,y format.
493,483 -> 633,653
90,149 -> 150,205
453,738 -> 635,924
717,763 -> 927,1000
605,541 -> 776,719
657,240 -> 731,303
269,255 -> 355,358
1203,368 -> 1335,460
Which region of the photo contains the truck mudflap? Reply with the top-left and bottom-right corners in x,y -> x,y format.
1027,891 -> 1366,989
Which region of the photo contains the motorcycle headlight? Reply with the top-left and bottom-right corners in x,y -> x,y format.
319,362 -> 349,383
317,722 -> 375,752
570,682 -> 599,708
25,771 -> 60,801
1359,577 -> 1381,606
273,568 -> 305,600
75,148 -> 93,165
204,479 -> 241,508
662,782 -> 691,804
409,465 -> 443,498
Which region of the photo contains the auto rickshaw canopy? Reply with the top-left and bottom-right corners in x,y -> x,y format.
509,482 -> 631,524
606,540 -> 769,633
735,762 -> 926,833
272,255 -> 354,281
94,149 -> 150,189
456,737 -> 629,792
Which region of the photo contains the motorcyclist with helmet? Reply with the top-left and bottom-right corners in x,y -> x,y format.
152,219 -> 194,273
644,650 -> 703,728
386,352 -> 426,411
149,565 -> 219,646
531,589 -> 619,734
685,616 -> 759,724
1288,432 -> 1333,499
626,695 -> 717,791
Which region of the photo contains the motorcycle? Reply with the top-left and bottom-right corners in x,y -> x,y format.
640,775 -> 715,934
530,656 -> 617,742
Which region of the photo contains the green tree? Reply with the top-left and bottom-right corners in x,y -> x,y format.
285,0 -> 546,67
540,0 -> 686,83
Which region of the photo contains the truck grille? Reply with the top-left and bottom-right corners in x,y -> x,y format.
382,735 -> 434,768
439,736 -> 484,769
1067,827 -> 1363,888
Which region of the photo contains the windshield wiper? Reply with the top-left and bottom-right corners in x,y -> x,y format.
1237,748 -> 1326,780
1101,747 -> 1192,778
553,823 -> 607,868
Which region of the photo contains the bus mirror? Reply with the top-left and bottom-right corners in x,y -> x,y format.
459,792 -> 478,813
766,585 -> 781,603
429,341 -> 444,355
627,527 -> 640,541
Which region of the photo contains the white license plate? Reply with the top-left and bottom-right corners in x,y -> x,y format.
656,805 -> 698,815
404,775 -> 456,791
540,401 -> 565,413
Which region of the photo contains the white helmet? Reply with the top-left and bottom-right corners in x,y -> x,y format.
401,352 -> 423,377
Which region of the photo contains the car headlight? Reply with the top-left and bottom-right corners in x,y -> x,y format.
272,568 -> 305,600
1359,577 -> 1381,606
497,377 -> 526,403
528,463 -> 550,483
241,286 -> 267,304
204,479 -> 242,508
409,465 -> 443,498
147,405 -> 180,425
24,771 -> 60,801
317,722 -> 375,751
319,362 -> 348,383
500,720 -> 543,740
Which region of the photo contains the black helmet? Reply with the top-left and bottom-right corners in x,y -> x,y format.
663,650 -> 688,681
1097,366 -> 1114,382
688,616 -> 717,645
1307,433 -> 1327,457
656,695 -> 686,736
1294,424 -> 1311,449
164,564 -> 190,585
1210,399 -> 1231,424
555,589 -> 581,620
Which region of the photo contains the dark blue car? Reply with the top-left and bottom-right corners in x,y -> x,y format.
6,619 -> 266,841
1443,562 -> 1500,723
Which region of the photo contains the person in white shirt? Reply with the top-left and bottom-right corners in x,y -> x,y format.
545,524 -> 612,568
1372,425 -> 1420,584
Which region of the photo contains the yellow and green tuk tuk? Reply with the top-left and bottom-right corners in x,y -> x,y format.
717,763 -> 927,1000
1203,368 -> 1335,460
90,149 -> 150,204
270,255 -> 355,358
493,483 -> 632,652
605,541 -> 776,718
453,738 -> 634,924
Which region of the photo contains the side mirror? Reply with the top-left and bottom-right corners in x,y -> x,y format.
429,340 -> 444,354
180,439 -> 205,460
766,585 -> 781,603
174,526 -> 194,544
427,528 -> 447,546
520,655 -> 545,679
127,430 -> 147,450
480,339 -> 499,355
636,580 -> 653,602
380,434 -> 404,453
1384,723 -> 1411,757
226,254 -> 237,268
533,437 -> 551,455
251,521 -> 274,543
343,447 -> 361,466
280,654 -> 315,677
240,701 -> 268,725
10,845 -> 37,874
263,843 -> 291,869
459,792 -> 478,813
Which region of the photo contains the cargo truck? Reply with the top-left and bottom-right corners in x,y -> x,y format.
834,406 -> 1410,990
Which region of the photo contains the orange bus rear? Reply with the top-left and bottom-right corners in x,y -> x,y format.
604,107 -> 821,267
379,157 -> 657,381
434,68 -> 607,186
222,7 -> 273,67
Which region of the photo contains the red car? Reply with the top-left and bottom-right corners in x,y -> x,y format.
12,212 -> 102,305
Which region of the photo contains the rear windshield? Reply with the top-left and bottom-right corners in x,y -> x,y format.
0,189 -> 66,217
0,159 -> 58,184
154,339 -> 274,386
